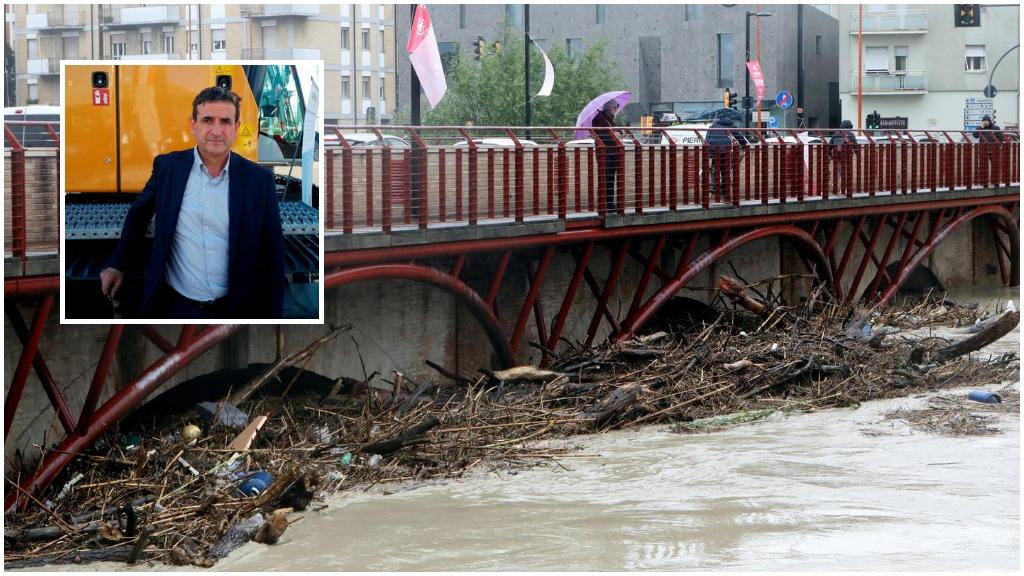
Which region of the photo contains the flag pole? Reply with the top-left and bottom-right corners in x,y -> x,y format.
410,4 -> 421,127
525,4 -> 531,129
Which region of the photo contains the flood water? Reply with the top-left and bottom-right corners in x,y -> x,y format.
30,287 -> 1021,571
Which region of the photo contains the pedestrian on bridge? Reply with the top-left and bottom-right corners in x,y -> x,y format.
592,100 -> 623,213
829,120 -> 859,194
705,116 -> 746,203
99,86 -> 286,320
973,115 -> 1003,185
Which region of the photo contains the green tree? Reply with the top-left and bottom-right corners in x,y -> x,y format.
399,28 -> 624,127
5,42 -> 17,107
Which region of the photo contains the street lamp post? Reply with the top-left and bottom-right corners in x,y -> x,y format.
744,11 -> 771,128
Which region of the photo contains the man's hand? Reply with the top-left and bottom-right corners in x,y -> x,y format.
100,267 -> 125,300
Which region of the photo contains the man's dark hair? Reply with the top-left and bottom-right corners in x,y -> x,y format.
192,86 -> 241,123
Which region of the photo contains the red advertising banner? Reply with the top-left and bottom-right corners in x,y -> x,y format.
746,61 -> 765,102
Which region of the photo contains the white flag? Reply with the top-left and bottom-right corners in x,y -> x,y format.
531,36 -> 555,97
407,4 -> 447,109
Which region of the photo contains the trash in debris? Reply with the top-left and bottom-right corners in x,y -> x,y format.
226,415 -> 269,451
253,508 -> 292,545
238,471 -> 273,497
967,390 -> 1002,404
181,424 -> 201,445
196,401 -> 249,429
339,452 -> 353,466
119,434 -> 142,451
367,454 -> 382,467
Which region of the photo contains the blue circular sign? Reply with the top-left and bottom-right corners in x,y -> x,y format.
775,90 -> 794,110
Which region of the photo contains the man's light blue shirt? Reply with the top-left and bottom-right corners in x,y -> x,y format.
165,148 -> 230,302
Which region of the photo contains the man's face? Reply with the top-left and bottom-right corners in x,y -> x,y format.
190,101 -> 238,158
982,119 -> 991,128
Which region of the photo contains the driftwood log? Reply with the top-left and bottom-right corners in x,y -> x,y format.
360,416 -> 440,456
911,311 -> 1019,364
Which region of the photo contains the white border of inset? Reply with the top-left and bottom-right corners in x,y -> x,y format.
58,59 -> 326,325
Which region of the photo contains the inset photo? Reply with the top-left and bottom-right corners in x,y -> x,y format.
60,61 -> 324,323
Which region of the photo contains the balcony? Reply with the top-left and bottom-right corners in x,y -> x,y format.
121,53 -> 181,61
27,58 -> 60,76
240,5 -> 318,18
851,71 -> 927,94
241,48 -> 321,60
25,10 -> 85,31
851,10 -> 927,34
106,6 -> 180,27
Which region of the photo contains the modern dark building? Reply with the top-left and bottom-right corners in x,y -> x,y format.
396,4 -> 840,128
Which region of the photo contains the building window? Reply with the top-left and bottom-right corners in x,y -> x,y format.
459,4 -> 467,29
163,35 -> 174,54
894,45 -> 908,72
566,37 -> 582,62
190,39 -> 199,54
27,38 -> 38,59
362,77 -> 371,100
685,5 -> 703,21
965,45 -> 986,71
342,76 -> 351,99
379,82 -> 385,100
212,30 -> 225,52
341,27 -> 350,50
505,5 -> 523,28
865,46 -> 888,72
717,33 -> 733,88
815,35 -> 822,55
438,41 -> 459,73
28,83 -> 38,102
361,29 -> 370,51
379,29 -> 385,53
112,40 -> 127,59
142,32 -> 152,55
596,5 -> 607,24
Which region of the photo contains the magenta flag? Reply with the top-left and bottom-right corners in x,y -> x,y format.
746,61 -> 766,102
408,4 -> 447,109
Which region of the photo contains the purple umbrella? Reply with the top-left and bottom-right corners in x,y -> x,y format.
575,90 -> 631,139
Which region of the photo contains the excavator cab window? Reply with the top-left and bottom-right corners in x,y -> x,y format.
247,64 -> 305,162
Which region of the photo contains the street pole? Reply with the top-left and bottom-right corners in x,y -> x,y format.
410,4 -> 420,127
744,12 -> 750,128
755,4 -> 761,129
797,5 -> 804,127
524,4 -> 530,129
857,4 -> 863,129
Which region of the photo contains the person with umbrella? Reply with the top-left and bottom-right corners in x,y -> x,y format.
576,91 -> 630,214
591,100 -> 623,212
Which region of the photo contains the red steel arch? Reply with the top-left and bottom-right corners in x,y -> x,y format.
877,204 -> 1020,305
325,264 -> 516,368
616,225 -> 834,342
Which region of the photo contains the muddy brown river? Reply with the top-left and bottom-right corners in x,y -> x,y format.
28,288 -> 1021,571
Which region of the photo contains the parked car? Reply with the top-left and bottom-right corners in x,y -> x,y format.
452,137 -> 539,148
324,131 -> 411,148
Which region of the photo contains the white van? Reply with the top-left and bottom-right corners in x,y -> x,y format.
4,105 -> 61,147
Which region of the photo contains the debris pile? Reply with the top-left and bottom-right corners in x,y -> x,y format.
3,282 -> 1018,568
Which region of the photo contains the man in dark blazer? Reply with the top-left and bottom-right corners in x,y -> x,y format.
100,87 -> 285,319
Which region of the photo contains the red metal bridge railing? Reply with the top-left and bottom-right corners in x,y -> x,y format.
3,120 -> 61,272
324,125 -> 1019,234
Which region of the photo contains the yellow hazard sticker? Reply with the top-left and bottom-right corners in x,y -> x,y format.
214,65 -> 232,74
238,124 -> 255,151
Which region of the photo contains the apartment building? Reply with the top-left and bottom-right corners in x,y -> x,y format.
839,4 -> 1020,130
6,4 -> 397,124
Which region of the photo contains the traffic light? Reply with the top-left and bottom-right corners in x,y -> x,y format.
866,111 -> 881,130
954,4 -> 980,27
724,89 -> 738,109
741,96 -> 753,110
474,36 -> 485,60
493,40 -> 502,55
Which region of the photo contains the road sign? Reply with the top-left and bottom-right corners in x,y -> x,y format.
768,116 -> 778,128
964,97 -> 995,129
983,85 -> 998,98
775,90 -> 794,110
